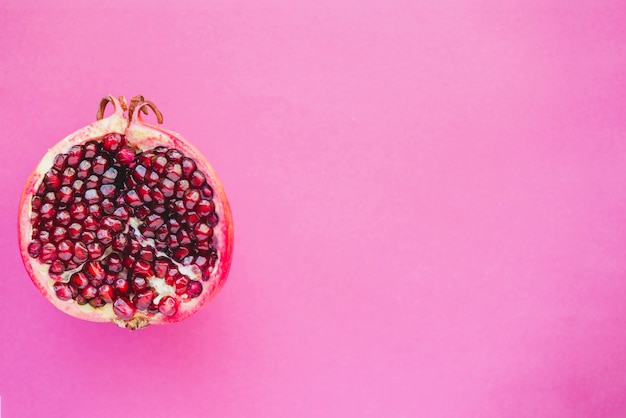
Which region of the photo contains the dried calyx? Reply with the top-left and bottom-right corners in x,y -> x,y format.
19,95 -> 233,329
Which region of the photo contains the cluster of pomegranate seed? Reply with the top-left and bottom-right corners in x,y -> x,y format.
26,133 -> 219,320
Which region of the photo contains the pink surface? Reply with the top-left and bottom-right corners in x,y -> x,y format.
1,1 -> 626,417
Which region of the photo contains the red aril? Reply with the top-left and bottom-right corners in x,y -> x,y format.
18,95 -> 234,330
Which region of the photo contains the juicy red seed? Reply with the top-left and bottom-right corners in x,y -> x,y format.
143,171 -> 158,187
187,281 -> 203,298
85,261 -> 105,281
168,219 -> 181,234
40,243 -> 57,263
134,260 -> 153,277
100,184 -> 116,199
28,240 -> 41,257
175,180 -> 190,199
182,255 -> 194,265
134,289 -> 155,310
55,209 -> 71,226
88,204 -> 103,219
40,203 -> 56,220
148,303 -> 159,313
138,184 -> 152,202
104,272 -> 117,284
129,239 -> 141,254
83,215 -> 98,231
178,229 -> 192,246
154,146 -> 168,153
151,188 -> 165,204
112,234 -> 129,252
103,133 -> 123,152
197,200 -> 214,216
113,297 -> 136,320
190,171 -> 206,188
207,212 -> 219,226
57,186 -> 74,204
71,272 -> 90,289
89,296 -> 106,308
44,171 -> 61,189
113,207 -> 129,221
132,276 -> 148,293
159,178 -> 175,197
168,234 -> 179,249
54,283 -> 73,301
92,155 -> 109,175
73,242 -> 88,263
76,295 -> 88,305
135,206 -> 150,218
102,167 -> 118,184
173,200 -> 186,217
61,167 -> 76,185
194,255 -> 208,269
70,202 -> 88,221
193,223 -> 212,241
87,242 -> 104,259
146,214 -> 164,230
77,160 -> 92,179
114,278 -> 130,295
39,230 -> 50,243
174,247 -> 190,259
125,190 -> 142,207
154,258 -> 169,278
45,191 -> 57,204
31,195 -> 43,210
96,228 -> 113,245
133,165 -> 147,181
102,216 -> 123,233
53,153 -> 67,171
49,260 -> 65,275
105,254 -> 122,274
83,141 -> 99,158
81,231 -> 96,243
156,224 -> 168,240
116,147 -> 136,165
81,285 -> 98,299
101,199 -> 115,214
139,247 -> 155,262
68,223 -> 82,239
158,296 -> 178,317
181,158 -> 196,178
152,155 -> 168,174
153,205 -> 166,214
165,163 -> 182,182
200,185 -> 213,199
52,227 -> 67,243
57,240 -> 74,261
98,284 -> 115,303
185,212 -> 200,225
174,275 -> 189,295
72,179 -> 86,195
86,174 -> 99,188
67,146 -> 83,166
84,189 -> 101,204
167,149 -> 183,162
140,225 -> 155,239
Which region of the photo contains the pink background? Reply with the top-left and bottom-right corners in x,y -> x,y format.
1,1 -> 626,417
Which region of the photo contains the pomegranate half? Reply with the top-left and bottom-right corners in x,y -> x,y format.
18,95 -> 234,329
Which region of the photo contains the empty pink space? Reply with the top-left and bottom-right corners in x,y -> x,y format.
1,1 -> 626,417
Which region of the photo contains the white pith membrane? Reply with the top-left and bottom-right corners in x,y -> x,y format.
18,96 -> 233,330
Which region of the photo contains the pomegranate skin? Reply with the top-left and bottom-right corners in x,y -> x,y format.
18,95 -> 234,329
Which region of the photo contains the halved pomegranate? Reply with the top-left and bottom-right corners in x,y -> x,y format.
18,95 -> 234,329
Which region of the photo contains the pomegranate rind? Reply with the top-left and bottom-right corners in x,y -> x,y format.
18,96 -> 234,329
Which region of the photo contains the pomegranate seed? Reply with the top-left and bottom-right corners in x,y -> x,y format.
76,295 -> 88,305
101,199 -> 115,214
125,190 -> 142,207
106,254 -> 123,273
174,247 -> 190,259
140,225 -> 155,238
154,258 -> 169,278
68,223 -> 82,239
81,231 -> 96,243
132,165 -> 147,182
167,149 -> 184,163
84,261 -> 105,281
100,184 -> 116,199
152,155 -> 168,174
165,163 -> 182,182
72,179 -> 86,195
83,141 -> 99,158
54,283 -> 73,301
175,180 -> 190,199
101,167 -> 118,184
61,167 -> 77,185
49,259 -> 65,275
174,275 -> 189,295
148,303 -> 159,313
113,206 -> 129,221
66,146 -> 83,166
207,212 -> 219,226
112,234 -> 129,252
116,147 -> 136,165
77,160 -> 92,179
185,211 -> 200,226
57,240 -> 74,261
139,247 -> 155,262
70,201 -> 88,221
92,155 -> 109,175
84,189 -> 101,204
159,178 -> 175,197
36,182 -> 46,195
178,229 -> 192,246
102,133 -> 123,152
153,204 -> 166,214
151,188 -> 165,204
194,255 -> 208,269
173,200 -> 186,216
145,214 -> 164,230
113,297 -> 136,320
39,230 -> 50,243
134,260 -> 153,277
193,223 -> 212,241
187,280 -> 203,298
51,226 -> 67,243
31,195 -> 43,210
132,276 -> 148,293
53,153 -> 68,171
200,185 -> 213,199
134,289 -> 155,310
86,174 -> 99,188
98,284 -> 115,303
56,210 -> 71,226
168,218 -> 181,234
197,199 -> 214,216
88,204 -> 103,219
40,243 -> 57,263
165,267 -> 178,285
168,234 -> 179,249
45,191 -> 57,204
104,272 -> 117,284
129,239 -> 141,254
123,255 -> 136,269
71,272 -> 89,289
158,296 -> 178,317
96,228 -> 113,245
89,296 -> 106,308
44,170 -> 61,189
102,216 -> 123,233
87,242 -> 104,259
40,203 -> 56,220
190,171 -> 206,188
114,278 -> 130,295
181,158 -> 196,178
56,186 -> 74,204
156,224 -> 168,240
135,206 -> 150,218
145,170 -> 160,187
81,284 -> 98,299
28,240 -> 42,257
83,215 -> 98,231
138,184 -> 152,202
